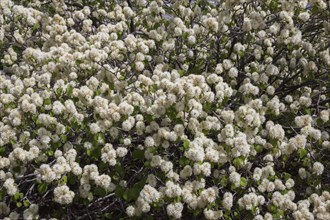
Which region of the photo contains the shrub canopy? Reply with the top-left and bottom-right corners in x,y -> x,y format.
0,0 -> 330,219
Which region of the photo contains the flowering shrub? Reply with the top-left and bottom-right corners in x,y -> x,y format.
0,0 -> 330,219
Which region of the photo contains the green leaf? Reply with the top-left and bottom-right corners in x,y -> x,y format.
59,175 -> 67,184
23,200 -> 30,207
104,213 -> 113,219
145,216 -> 154,220
60,134 -> 67,143
44,99 -> 51,105
233,157 -> 244,168
203,102 -> 212,113
46,149 -> 54,156
144,114 -> 154,123
37,182 -> 48,194
94,187 -> 107,197
240,177 -> 247,187
13,166 -> 21,173
68,173 -> 77,185
183,140 -> 189,150
56,88 -> 63,96
133,149 -> 144,160
269,204 -> 278,213
179,157 -> 190,166
14,193 -> 21,201
283,172 -> 291,181
302,157 -> 311,167
0,147 -> 5,155
270,138 -> 278,147
75,60 -> 83,65
93,133 -> 105,145
115,165 -> 125,177
255,144 -> 263,153
16,202 -> 22,208
91,147 -> 101,159
115,186 -> 125,198
66,85 -> 73,95
128,187 -> 141,201
299,148 -> 308,159
220,177 -> 227,187
166,105 -> 177,120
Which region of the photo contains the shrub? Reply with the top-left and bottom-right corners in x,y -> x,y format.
0,0 -> 329,219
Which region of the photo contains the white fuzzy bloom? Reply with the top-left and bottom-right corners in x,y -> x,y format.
144,136 -> 155,147
269,124 -> 285,140
223,192 -> 233,210
126,206 -> 135,217
229,172 -> 241,187
116,147 -> 128,157
295,115 -> 312,128
298,12 -> 310,22
89,123 -> 101,134
167,202 -> 184,219
4,178 -> 18,196
184,141 -> 205,162
135,61 -> 145,71
53,185 -> 75,205
139,185 -> 161,204
313,162 -> 324,176
95,174 -> 111,189
320,110 -> 329,122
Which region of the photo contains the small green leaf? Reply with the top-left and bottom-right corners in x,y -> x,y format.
16,202 -> 22,208
270,138 -> 278,147
283,172 -> 291,181
203,102 -> 212,113
166,105 -> 177,120
255,144 -> 263,153
44,99 -> 51,105
299,148 -> 308,159
60,134 -> 67,143
133,149 -> 144,160
37,182 -> 48,194
91,147 -> 101,159
179,157 -> 190,166
94,187 -> 107,197
240,177 -> 247,187
23,200 -> 30,207
115,165 -> 125,177
233,157 -> 244,168
104,213 -> 112,219
115,186 -> 125,198
145,114 -> 154,123
0,147 -> 5,155
220,177 -> 227,187
46,149 -> 54,156
14,193 -> 20,201
269,204 -> 278,213
68,173 -> 77,185
56,87 -> 63,96
183,140 -> 189,150
66,85 -> 73,95
59,175 -> 67,184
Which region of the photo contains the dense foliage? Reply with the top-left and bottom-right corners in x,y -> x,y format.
0,0 -> 330,219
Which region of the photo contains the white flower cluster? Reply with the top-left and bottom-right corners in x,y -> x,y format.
53,185 -> 75,205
